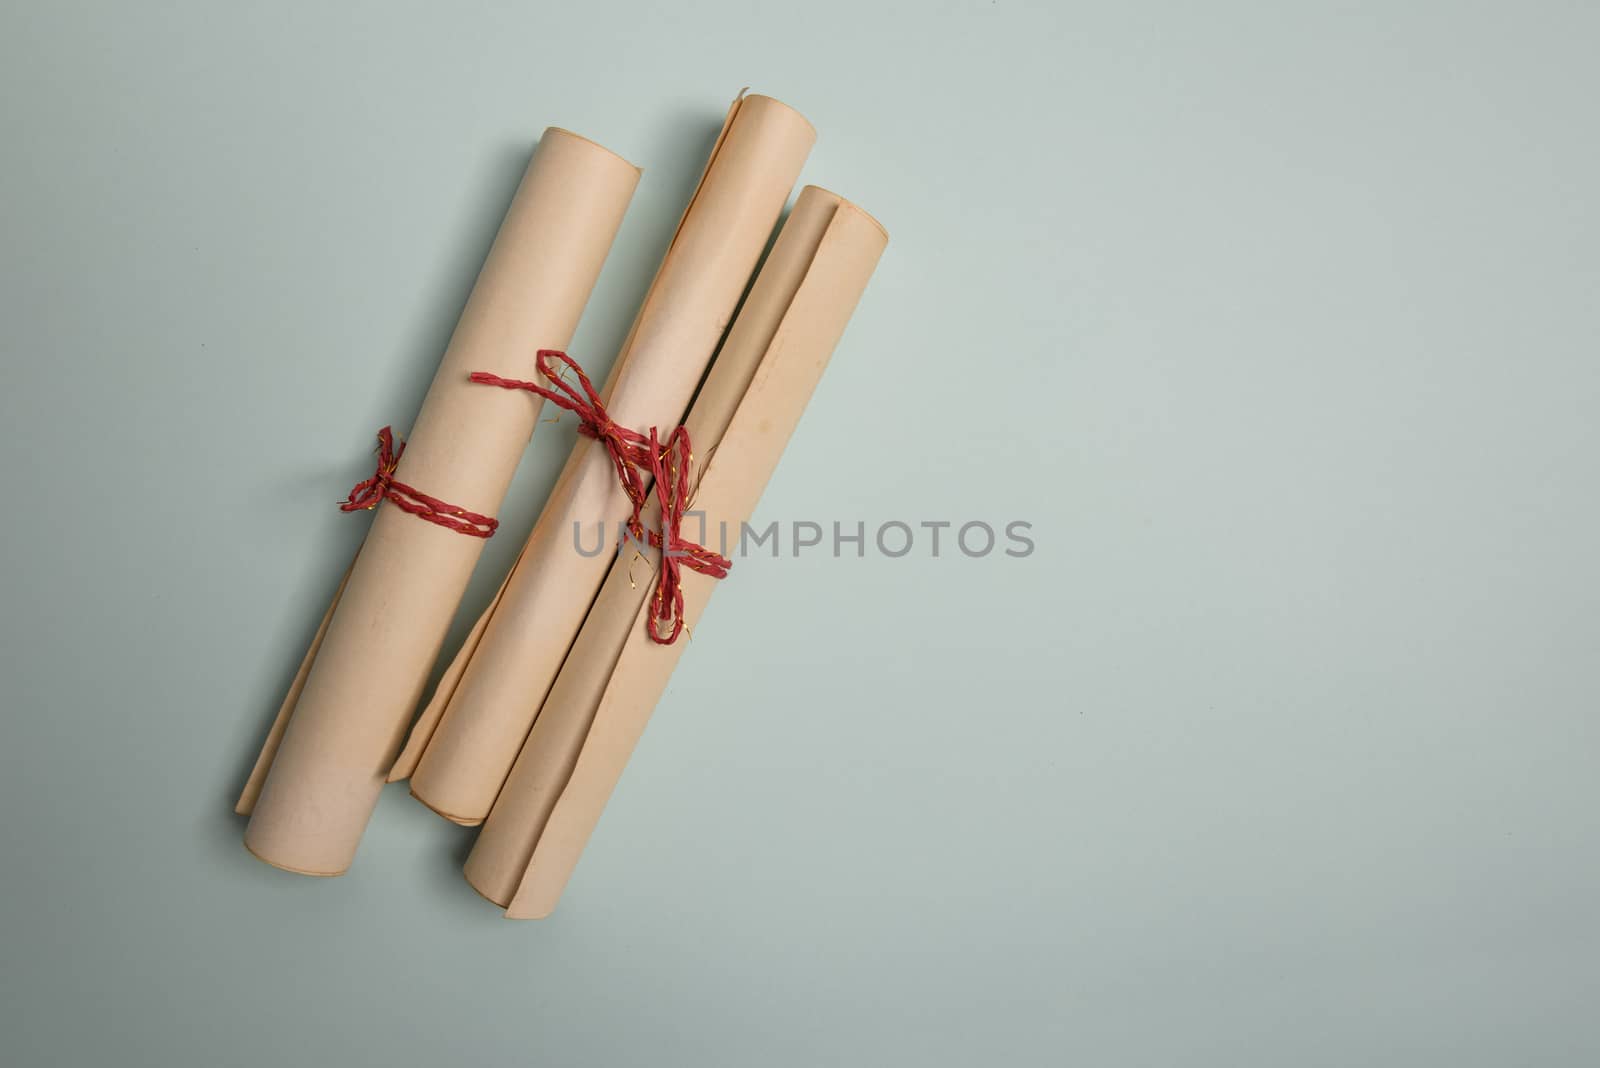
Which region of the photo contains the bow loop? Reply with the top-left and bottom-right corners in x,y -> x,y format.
471,350 -> 730,644
340,427 -> 404,512
642,426 -> 733,645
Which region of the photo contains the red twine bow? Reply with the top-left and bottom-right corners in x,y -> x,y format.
340,426 -> 499,538
470,349 -> 731,644
642,425 -> 731,643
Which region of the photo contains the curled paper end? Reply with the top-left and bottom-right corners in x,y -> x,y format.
504,899 -> 556,921
408,789 -> 486,827
811,188 -> 888,244
543,127 -> 642,176
460,869 -> 554,919
242,837 -> 346,878
235,560 -> 357,814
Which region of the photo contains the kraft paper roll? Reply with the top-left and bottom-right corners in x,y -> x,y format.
464,187 -> 887,916
238,128 -> 640,876
390,92 -> 816,825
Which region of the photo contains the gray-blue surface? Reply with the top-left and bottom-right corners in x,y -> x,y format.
2,2 -> 1596,1064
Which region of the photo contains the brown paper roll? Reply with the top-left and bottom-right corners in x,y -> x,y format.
390,93 -> 816,826
238,128 -> 640,876
463,187 -> 887,916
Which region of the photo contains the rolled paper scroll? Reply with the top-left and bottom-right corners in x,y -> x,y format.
238,129 -> 640,876
464,187 -> 887,916
389,92 -> 815,824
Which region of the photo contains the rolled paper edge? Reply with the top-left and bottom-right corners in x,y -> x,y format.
743,92 -> 818,140
407,788 -> 486,827
386,539 -> 528,783
234,558 -> 355,815
802,183 -> 887,241
242,836 -> 346,878
543,126 -> 641,173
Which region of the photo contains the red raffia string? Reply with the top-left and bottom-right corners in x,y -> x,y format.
470,349 -> 731,645
340,426 -> 499,538
643,425 -> 731,644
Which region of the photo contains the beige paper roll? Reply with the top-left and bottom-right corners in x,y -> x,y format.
390,93 -> 816,825
463,187 -> 887,916
238,128 -> 640,876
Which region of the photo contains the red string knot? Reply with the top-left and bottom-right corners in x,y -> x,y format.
471,349 -> 731,644
339,426 -> 499,538
641,426 -> 732,644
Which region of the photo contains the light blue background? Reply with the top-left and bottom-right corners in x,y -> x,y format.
2,2 -> 1596,1064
